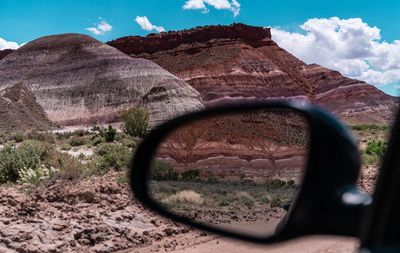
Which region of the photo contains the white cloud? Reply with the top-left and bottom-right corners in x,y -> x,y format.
271,17 -> 400,85
183,0 -> 241,17
135,16 -> 165,33
0,37 -> 20,50
86,18 -> 113,36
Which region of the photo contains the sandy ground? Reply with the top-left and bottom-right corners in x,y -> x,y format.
0,171 -> 360,253
168,236 -> 358,253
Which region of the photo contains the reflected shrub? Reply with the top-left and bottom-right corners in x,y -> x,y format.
180,169 -> 200,181
151,160 -> 179,180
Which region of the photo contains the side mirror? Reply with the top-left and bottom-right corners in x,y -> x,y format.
130,101 -> 371,243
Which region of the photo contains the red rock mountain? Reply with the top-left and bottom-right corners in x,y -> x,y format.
108,23 -> 397,124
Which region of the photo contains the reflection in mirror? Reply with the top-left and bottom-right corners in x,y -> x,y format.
148,109 -> 309,238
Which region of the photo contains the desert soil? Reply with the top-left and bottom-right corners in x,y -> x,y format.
0,171 -> 361,253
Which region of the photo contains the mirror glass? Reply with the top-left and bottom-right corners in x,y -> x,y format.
148,109 -> 310,238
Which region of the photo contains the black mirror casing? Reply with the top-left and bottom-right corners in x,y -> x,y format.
130,101 -> 371,243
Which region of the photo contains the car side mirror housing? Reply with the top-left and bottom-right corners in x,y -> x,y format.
129,101 -> 372,243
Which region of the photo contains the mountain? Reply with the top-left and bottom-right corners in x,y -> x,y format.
0,34 -> 203,130
0,82 -> 55,131
108,23 -> 397,124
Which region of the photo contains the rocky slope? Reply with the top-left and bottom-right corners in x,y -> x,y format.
0,34 -> 203,129
0,82 -> 55,131
108,23 -> 397,124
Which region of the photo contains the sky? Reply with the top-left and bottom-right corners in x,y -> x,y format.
1,0 -> 400,95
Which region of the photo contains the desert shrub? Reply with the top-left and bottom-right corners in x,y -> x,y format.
91,143 -> 132,173
362,152 -> 381,166
18,164 -> 58,186
351,124 -> 389,132
116,172 -> 129,185
69,136 -> 86,147
180,169 -> 200,181
120,138 -> 136,149
365,139 -> 386,158
60,143 -> 72,151
27,131 -> 56,143
0,131 -> 7,144
91,125 -> 102,132
13,132 -> 25,143
121,107 -> 149,138
78,153 -> 86,160
361,139 -> 385,165
73,129 -> 89,137
270,197 -> 285,208
0,146 -> 23,183
235,191 -> 255,208
263,179 -> 287,190
104,125 -> 117,142
0,140 -> 87,184
0,140 -> 53,184
91,136 -> 105,146
49,152 -> 84,181
162,190 -> 204,206
151,160 -> 179,180
206,174 -> 219,183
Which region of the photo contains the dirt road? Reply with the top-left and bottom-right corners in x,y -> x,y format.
169,236 -> 358,253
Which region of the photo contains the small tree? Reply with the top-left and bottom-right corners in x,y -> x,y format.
104,125 -> 117,142
121,107 -> 149,138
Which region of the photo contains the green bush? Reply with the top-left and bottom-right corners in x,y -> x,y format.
263,179 -> 288,190
13,132 -> 25,143
150,160 -> 179,180
91,136 -> 105,146
91,143 -> 132,173
60,143 -> 72,151
27,131 -> 56,143
49,152 -> 84,181
120,138 -> 136,149
0,140 -> 86,185
69,136 -> 86,147
104,125 -> 117,142
365,139 -> 386,158
0,140 -> 53,184
73,129 -> 89,137
270,197 -> 285,208
351,124 -> 389,132
121,107 -> 149,138
180,169 -> 200,181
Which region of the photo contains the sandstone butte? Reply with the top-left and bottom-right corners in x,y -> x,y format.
108,23 -> 397,124
0,34 -> 203,131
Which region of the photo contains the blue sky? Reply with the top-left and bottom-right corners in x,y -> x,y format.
1,0 -> 399,94
1,0 -> 399,43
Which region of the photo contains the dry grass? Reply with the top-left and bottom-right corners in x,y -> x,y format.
162,190 -> 204,205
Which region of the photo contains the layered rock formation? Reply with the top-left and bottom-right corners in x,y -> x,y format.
0,34 -> 203,129
0,82 -> 55,131
108,23 -> 397,124
154,111 -> 309,182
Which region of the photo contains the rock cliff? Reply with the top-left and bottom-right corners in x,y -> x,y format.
108,23 -> 397,124
0,34 -> 203,129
